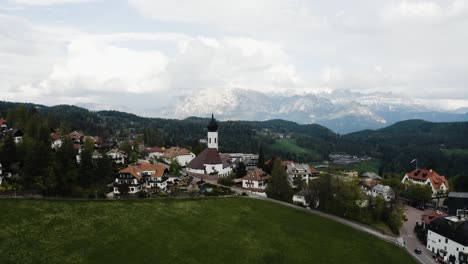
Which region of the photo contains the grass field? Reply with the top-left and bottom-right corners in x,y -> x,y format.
270,138 -> 321,160
341,158 -> 383,174
0,198 -> 414,264
441,148 -> 468,156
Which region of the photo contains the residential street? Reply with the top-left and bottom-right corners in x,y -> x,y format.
401,205 -> 435,264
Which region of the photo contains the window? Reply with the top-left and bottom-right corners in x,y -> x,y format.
446,238 -> 448,243
215,138 -> 217,143
209,138 -> 211,143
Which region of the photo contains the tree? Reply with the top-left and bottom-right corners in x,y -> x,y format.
78,139 -> 95,189
266,159 -> 293,202
236,162 -> 247,178
54,137 -> 78,195
0,135 -> 17,170
22,141 -> 51,189
169,160 -> 181,176
95,154 -> 114,184
257,143 -> 265,170
118,184 -> 130,195
387,206 -> 404,234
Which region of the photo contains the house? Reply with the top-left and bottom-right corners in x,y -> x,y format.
162,147 -> 195,166
186,115 -> 233,177
113,163 -> 169,194
286,163 -> 319,188
367,184 -> 394,201
361,172 -> 382,181
293,189 -> 313,207
146,147 -> 165,160
448,192 -> 468,217
427,216 -> 468,264
69,131 -> 84,144
50,132 -> 62,150
422,210 -> 448,229
360,179 -> 380,189
241,168 -> 270,192
106,149 -> 127,164
10,129 -> 23,144
0,118 -> 7,129
402,169 -> 449,196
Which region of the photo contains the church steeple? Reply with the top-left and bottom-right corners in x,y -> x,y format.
207,113 -> 218,132
207,114 -> 218,149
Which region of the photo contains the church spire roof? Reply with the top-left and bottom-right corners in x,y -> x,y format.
207,113 -> 218,132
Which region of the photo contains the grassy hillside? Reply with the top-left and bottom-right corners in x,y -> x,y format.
0,198 -> 414,264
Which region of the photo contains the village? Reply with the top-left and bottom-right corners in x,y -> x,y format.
1,114 -> 468,264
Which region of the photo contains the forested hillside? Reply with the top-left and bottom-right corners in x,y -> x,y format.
1,101 -> 467,189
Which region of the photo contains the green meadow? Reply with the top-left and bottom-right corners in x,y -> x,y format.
0,198 -> 414,264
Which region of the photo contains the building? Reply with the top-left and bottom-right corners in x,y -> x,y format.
0,118 -> 7,129
113,163 -> 169,194
106,149 -> 127,164
427,216 -> 468,264
69,131 -> 84,144
367,184 -> 395,202
241,168 -> 270,191
448,192 -> 468,217
186,115 -> 233,177
293,189 -> 313,207
422,210 -> 448,229
361,172 -> 382,181
286,163 -> 319,188
162,147 -> 195,166
10,129 -> 23,144
402,169 -> 449,196
146,147 -> 165,160
50,132 -> 63,150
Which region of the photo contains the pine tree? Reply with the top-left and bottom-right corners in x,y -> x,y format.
266,159 -> 293,202
78,139 -> 95,189
257,143 -> 265,170
0,135 -> 17,170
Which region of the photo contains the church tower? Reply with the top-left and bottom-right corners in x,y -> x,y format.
207,114 -> 218,150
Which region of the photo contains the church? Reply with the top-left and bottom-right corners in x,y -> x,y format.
186,114 -> 233,177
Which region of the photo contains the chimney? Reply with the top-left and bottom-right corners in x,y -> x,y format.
430,169 -> 433,173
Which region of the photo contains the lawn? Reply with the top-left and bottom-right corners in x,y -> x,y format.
341,158 -> 383,174
270,138 -> 321,160
0,198 -> 414,264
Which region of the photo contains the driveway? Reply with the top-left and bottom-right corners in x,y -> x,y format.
401,205 -> 435,264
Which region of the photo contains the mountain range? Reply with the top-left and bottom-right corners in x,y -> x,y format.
64,88 -> 468,134
150,89 -> 468,134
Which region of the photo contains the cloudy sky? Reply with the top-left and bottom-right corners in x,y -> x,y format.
0,0 -> 467,112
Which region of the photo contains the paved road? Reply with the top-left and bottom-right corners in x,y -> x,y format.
401,205 -> 435,264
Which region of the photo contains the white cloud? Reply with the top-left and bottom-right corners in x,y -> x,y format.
1,0 -> 468,110
7,0 -> 92,5
382,0 -> 468,22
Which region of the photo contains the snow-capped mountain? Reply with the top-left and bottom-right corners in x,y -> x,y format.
74,88 -> 468,134
157,88 -> 468,133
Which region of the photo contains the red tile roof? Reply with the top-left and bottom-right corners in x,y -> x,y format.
422,210 -> 448,225
69,131 -> 84,140
119,163 -> 168,180
0,118 -> 6,125
50,132 -> 61,140
407,169 -> 449,190
162,147 -> 192,159
310,167 -> 319,174
241,168 -> 270,182
147,147 -> 164,153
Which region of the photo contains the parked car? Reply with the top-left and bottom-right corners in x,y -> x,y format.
414,248 -> 422,254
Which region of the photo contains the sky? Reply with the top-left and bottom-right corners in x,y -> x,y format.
0,0 -> 467,111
